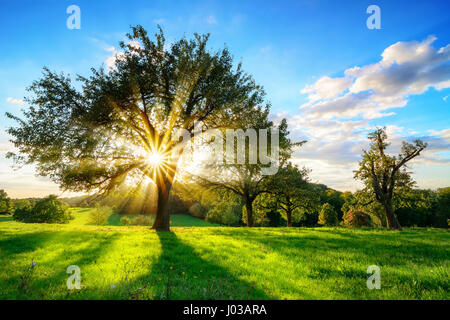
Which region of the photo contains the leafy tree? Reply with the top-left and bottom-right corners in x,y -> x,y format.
436,187 -> 450,228
393,187 -> 449,228
293,210 -> 319,227
13,195 -> 72,223
12,204 -> 32,222
207,200 -> 242,225
196,111 -> 303,227
318,203 -> 338,226
320,189 -> 345,220
256,163 -> 318,227
174,183 -> 242,224
341,190 -> 386,227
394,188 -> 437,227
12,199 -> 31,211
0,190 -> 12,214
342,210 -> 371,227
88,205 -> 113,225
6,26 -> 264,231
201,188 -> 242,225
354,128 -> 427,230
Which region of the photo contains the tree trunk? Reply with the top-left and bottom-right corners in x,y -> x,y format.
245,199 -> 254,227
152,177 -> 173,232
286,210 -> 292,227
383,201 -> 402,230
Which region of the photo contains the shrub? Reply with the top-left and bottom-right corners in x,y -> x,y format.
318,203 -> 338,226
266,210 -> 283,227
13,204 -> 32,222
89,205 -> 113,225
120,216 -> 131,226
130,215 -> 152,226
201,189 -> 242,225
342,210 -> 371,227
189,203 -> 206,219
206,204 -> 241,225
13,195 -> 72,223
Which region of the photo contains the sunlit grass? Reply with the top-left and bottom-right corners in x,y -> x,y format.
69,207 -> 217,227
0,212 -> 448,300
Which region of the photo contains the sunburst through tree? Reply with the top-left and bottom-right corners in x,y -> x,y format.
6,25 -> 267,231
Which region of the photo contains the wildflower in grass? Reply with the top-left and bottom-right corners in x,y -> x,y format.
110,285 -> 116,289
20,260 -> 38,293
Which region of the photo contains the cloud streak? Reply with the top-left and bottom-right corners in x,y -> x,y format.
6,97 -> 25,106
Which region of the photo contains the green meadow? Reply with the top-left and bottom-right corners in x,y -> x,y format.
0,208 -> 448,300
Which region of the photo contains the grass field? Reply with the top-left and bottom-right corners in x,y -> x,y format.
70,208 -> 217,227
0,208 -> 448,300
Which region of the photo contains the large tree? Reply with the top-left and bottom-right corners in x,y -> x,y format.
6,26 -> 265,231
354,128 -> 427,230
196,111 -> 303,227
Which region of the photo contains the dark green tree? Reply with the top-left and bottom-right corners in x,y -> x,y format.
320,189 -> 345,220
0,190 -> 12,215
13,195 -> 72,224
256,163 -> 318,227
318,203 -> 338,226
341,190 -> 386,227
436,187 -> 450,227
12,199 -> 31,211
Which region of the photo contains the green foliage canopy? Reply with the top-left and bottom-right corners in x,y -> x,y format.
318,203 -> 338,226
13,195 -> 72,224
0,190 -> 12,214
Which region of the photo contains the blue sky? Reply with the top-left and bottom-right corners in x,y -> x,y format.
1,0 -> 449,197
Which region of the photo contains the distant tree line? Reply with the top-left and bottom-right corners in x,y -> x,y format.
1,183 -> 448,229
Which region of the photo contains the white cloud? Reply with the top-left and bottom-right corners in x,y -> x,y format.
205,15 -> 217,25
6,97 -> 25,106
153,18 -> 165,24
301,36 -> 450,120
300,76 -> 351,102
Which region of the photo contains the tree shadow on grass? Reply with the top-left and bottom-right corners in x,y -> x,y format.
0,230 -> 122,299
205,228 -> 449,299
0,215 -> 14,222
0,231 -> 54,255
117,231 -> 271,300
209,228 -> 449,266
